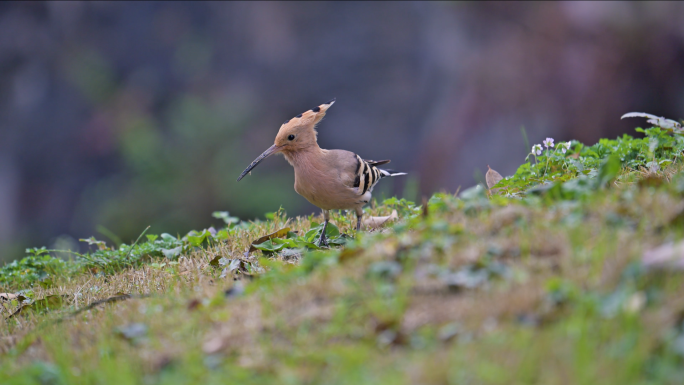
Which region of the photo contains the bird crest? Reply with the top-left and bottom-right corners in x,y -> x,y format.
281,98 -> 335,128
274,98 -> 336,149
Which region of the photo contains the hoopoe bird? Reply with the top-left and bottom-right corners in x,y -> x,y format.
237,99 -> 406,247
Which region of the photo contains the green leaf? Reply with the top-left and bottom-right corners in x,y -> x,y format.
79,237 -> 108,250
305,222 -> 342,243
568,159 -> 584,173
213,229 -> 231,240
383,197 -> 400,206
161,233 -> 177,242
249,228 -> 291,252
596,154 -> 622,188
459,184 -> 487,201
212,211 -> 240,226
161,246 -> 182,259
251,240 -> 287,253
25,247 -> 49,256
186,229 -> 211,247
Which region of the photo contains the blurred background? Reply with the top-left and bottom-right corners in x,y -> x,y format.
1,1 -> 684,263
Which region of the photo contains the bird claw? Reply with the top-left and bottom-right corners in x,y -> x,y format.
317,233 -> 329,248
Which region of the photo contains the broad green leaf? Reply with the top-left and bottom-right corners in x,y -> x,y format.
249,227 -> 291,252
597,154 -> 622,188
162,246 -> 182,259
251,240 -> 286,252
186,229 -> 211,247
161,233 -> 177,242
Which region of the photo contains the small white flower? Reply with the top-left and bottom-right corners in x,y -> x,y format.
543,138 -> 555,148
531,144 -> 542,156
561,141 -> 571,154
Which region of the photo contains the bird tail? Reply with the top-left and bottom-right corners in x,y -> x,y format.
379,169 -> 407,177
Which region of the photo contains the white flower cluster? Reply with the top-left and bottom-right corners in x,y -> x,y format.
531,144 -> 542,155
560,141 -> 571,153
530,138 -> 571,156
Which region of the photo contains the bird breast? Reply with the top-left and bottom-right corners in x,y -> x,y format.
289,150 -> 362,210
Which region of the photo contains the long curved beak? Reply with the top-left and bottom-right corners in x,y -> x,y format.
236,144 -> 281,182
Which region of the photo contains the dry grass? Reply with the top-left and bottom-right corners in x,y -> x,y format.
2,166 -> 684,384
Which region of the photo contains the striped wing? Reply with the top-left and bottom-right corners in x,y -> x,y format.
352,155 -> 405,195
366,159 -> 391,167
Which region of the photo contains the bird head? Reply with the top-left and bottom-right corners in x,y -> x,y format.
237,98 -> 335,181
274,98 -> 335,151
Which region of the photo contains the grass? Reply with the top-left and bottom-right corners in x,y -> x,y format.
2,122 -> 684,384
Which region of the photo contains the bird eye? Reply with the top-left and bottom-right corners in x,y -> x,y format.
288,134 -> 295,141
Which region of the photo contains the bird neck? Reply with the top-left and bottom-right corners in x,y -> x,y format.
282,143 -> 325,169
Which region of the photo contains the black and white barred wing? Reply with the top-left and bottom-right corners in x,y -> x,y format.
352,155 -> 406,195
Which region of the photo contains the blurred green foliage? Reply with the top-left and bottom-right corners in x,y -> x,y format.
77,93 -> 305,244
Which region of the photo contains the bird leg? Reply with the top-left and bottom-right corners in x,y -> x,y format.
317,210 -> 330,248
355,207 -> 363,232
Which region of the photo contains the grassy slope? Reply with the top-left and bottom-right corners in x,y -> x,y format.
2,129 -> 684,384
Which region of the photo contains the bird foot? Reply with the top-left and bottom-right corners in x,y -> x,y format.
317,232 -> 329,248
